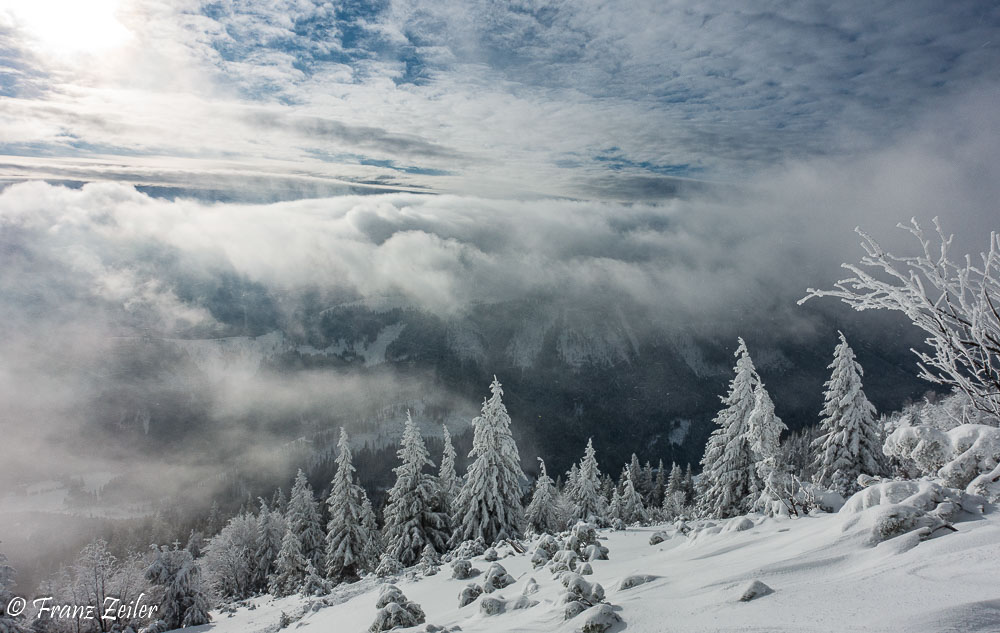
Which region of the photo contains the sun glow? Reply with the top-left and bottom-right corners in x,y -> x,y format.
2,0 -> 132,56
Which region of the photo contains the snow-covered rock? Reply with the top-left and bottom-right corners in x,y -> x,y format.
739,580 -> 774,602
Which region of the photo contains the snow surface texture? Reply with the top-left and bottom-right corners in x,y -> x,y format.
185,502 -> 1000,633
885,424 -> 1000,501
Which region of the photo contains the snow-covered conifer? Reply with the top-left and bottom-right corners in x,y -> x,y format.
145,545 -> 211,629
812,332 -> 884,495
325,427 -> 372,583
203,511 -> 258,599
269,528 -> 307,597
439,425 -> 459,513
699,338 -> 763,519
666,462 -> 683,496
570,439 -> 608,524
653,459 -> 667,507
524,458 -> 560,534
451,378 -> 525,545
683,465 -> 695,504
640,461 -> 654,503
255,500 -> 285,593
628,454 -> 642,493
287,469 -> 325,572
384,412 -> 450,566
0,548 -> 28,633
619,465 -> 648,525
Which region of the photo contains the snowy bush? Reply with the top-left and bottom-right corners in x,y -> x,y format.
522,577 -> 540,595
458,583 -> 483,608
483,547 -> 498,562
450,559 -> 479,580
370,585 -> 425,632
482,562 -> 515,593
547,549 -> 580,573
884,424 -> 1000,499
840,480 -> 982,545
479,596 -> 505,616
580,604 -> 623,633
648,531 -> 668,545
578,562 -> 593,575
531,535 -> 560,567
452,539 -> 486,560
582,543 -> 609,562
618,574 -> 656,590
374,552 -> 403,578
561,572 -> 605,603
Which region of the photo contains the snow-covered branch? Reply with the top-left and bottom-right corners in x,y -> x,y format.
800,218 -> 1000,418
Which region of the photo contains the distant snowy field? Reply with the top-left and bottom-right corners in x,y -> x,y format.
192,506 -> 1000,633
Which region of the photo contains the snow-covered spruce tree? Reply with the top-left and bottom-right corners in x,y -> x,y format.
640,461 -> 654,504
570,439 -> 608,525
439,425 -> 459,514
746,385 -> 801,516
255,500 -> 285,593
699,338 -> 764,519
384,412 -> 450,566
608,489 -> 623,524
359,492 -> 381,571
287,469 -> 325,572
653,459 -> 667,507
628,454 -> 642,494
811,332 -> 884,496
683,465 -> 695,504
325,427 -> 372,583
145,545 -> 211,629
0,547 -> 28,633
619,465 -> 648,525
269,527 -> 308,597
525,458 -> 560,534
451,377 -> 525,545
203,510 -> 259,600
666,462 -> 683,496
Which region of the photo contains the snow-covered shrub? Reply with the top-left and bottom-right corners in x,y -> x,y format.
560,572 -> 605,603
884,424 -> 1000,499
531,535 -> 560,567
582,543 -> 609,562
374,552 -> 403,578
564,601 -> 589,619
648,531 -> 668,545
567,522 -> 599,552
522,577 -> 540,595
579,562 -> 593,575
458,583 -> 483,608
452,538 -> 486,560
450,559 -> 479,580
479,596 -> 505,616
722,516 -> 755,533
548,549 -> 580,573
482,562 -> 515,593
370,585 -> 425,632
580,604 -> 622,633
418,545 -> 440,576
840,480 -> 982,545
618,574 -> 656,590
483,547 -> 498,562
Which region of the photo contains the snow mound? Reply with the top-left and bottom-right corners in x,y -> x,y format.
739,580 -> 774,602
618,574 -> 657,590
840,480 -> 982,545
457,583 -> 482,608
580,603 -> 623,633
885,424 -> 1000,499
648,530 -> 668,545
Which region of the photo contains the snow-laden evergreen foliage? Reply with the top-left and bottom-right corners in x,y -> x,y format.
269,526 -> 308,597
812,332 -> 884,496
383,412 -> 451,566
699,338 -> 764,519
451,378 -> 525,545
439,425 -> 459,513
618,465 -> 648,525
203,510 -> 259,599
287,469 -> 326,572
255,500 -> 285,592
569,439 -> 608,525
666,462 -> 683,497
145,545 -> 212,629
0,549 -> 28,633
525,458 -> 561,534
746,386 -> 800,516
653,459 -> 667,507
325,427 -> 373,582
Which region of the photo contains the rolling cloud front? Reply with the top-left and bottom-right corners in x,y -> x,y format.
0,0 -> 999,567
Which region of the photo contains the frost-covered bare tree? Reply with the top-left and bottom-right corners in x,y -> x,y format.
800,218 -> 1000,419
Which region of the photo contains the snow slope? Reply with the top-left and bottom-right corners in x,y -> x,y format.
190,507 -> 1000,633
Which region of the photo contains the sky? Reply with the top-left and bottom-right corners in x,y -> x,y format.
1,0 -> 1000,533
0,0 -> 998,200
